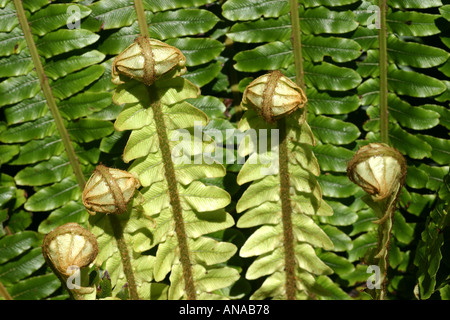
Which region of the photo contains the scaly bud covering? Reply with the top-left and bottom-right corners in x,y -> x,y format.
347,143 -> 407,201
241,70 -> 307,123
82,165 -> 140,215
42,223 -> 98,277
112,36 -> 187,86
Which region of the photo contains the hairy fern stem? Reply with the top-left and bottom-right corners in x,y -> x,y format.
132,0 -> 196,299
278,118 -> 296,300
133,0 -> 196,299
373,189 -> 401,300
109,215 -> 139,300
285,0 -> 305,299
375,209 -> 394,300
148,87 -> 197,300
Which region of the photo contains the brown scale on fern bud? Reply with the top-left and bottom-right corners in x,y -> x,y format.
82,165 -> 140,215
111,36 -> 187,86
241,70 -> 307,123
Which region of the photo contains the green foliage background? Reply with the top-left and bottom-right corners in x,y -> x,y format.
0,0 -> 449,300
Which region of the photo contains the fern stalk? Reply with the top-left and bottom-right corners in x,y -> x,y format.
278,118 -> 296,300
375,204 -> 394,300
378,0 -> 389,144
372,189 -> 401,300
109,216 -> 139,300
289,0 -> 305,90
348,143 -> 406,300
282,0 -> 306,299
376,0 -> 391,300
12,0 -> 86,190
148,88 -> 197,300
133,1 -> 197,300
0,281 -> 12,300
134,0 -> 150,38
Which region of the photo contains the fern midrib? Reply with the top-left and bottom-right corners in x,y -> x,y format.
12,0 -> 86,190
278,118 -> 296,300
385,18 -> 436,27
147,86 -> 197,300
132,0 -> 196,297
224,0 -> 287,12
274,0 -> 305,300
375,196 -> 397,300
387,75 -> 444,90
289,0 -> 305,91
229,24 -> 291,35
378,0 -> 389,144
134,0 -> 149,38
108,214 -> 139,300
0,280 -> 13,300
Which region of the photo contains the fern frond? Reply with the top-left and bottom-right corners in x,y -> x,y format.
235,106 -> 335,299
109,44 -> 239,298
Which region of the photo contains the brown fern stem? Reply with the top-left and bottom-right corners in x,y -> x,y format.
278,118 -> 296,300
147,87 -> 196,300
108,215 -> 139,300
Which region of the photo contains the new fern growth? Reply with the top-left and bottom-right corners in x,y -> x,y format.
42,223 -> 98,300
1,0 -> 448,302
347,143 -> 407,300
236,71 -> 334,300
103,36 -> 239,300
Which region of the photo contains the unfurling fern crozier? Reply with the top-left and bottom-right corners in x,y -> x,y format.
347,143 -> 407,202
236,71 -> 335,300
241,70 -> 307,123
82,165 -> 140,215
112,36 -> 187,86
42,223 -> 98,297
103,35 -> 239,300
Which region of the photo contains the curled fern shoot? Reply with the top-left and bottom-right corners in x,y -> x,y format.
236,71 -> 334,300
109,36 -> 238,300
